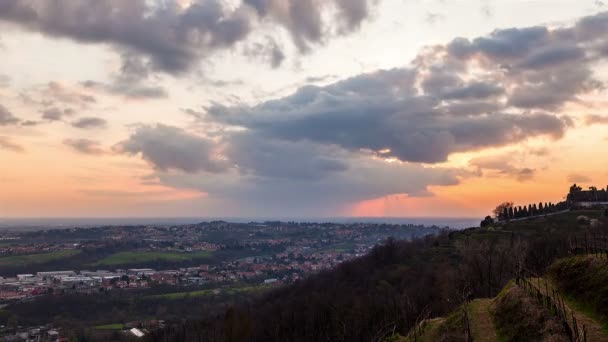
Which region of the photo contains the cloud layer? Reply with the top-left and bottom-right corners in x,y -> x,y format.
0,0 -> 379,73
108,11 -> 608,214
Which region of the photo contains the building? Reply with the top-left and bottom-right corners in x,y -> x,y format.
567,184 -> 608,206
37,271 -> 76,279
127,268 -> 155,276
130,328 -> 146,338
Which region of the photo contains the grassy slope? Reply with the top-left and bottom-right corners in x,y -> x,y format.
92,251 -> 212,266
493,283 -> 569,342
469,299 -> 498,342
548,255 -> 608,332
0,250 -> 81,268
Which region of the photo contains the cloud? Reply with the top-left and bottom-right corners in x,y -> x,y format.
44,82 -> 96,106
41,107 -> 74,121
202,11 -> 608,166
21,82 -> 96,110
154,154 -> 464,216
20,120 -> 40,127
443,12 -> 608,110
115,123 -> 468,215
243,37 -> 285,68
425,12 -> 445,25
81,53 -> 169,99
585,114 -> 608,125
244,0 -> 375,52
81,81 -> 168,100
0,0 -> 379,73
0,74 -> 10,88
567,173 -> 592,183
0,104 -> 20,125
208,68 -> 570,164
0,136 -> 24,152
226,132 -> 349,180
115,124 -> 230,173
469,154 -> 536,182
63,139 -> 105,155
71,117 -> 107,129
115,11 -> 608,214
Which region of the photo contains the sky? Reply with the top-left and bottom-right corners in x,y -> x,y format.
0,0 -> 607,219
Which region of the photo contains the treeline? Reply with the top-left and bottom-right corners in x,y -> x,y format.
498,201 -> 569,221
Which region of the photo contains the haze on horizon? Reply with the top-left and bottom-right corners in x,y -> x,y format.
0,0 -> 607,219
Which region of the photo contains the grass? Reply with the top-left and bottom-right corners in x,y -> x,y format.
430,305 -> 467,342
468,299 -> 498,342
548,255 -> 608,332
0,250 -> 81,267
493,285 -> 569,341
94,323 -> 125,330
92,251 -> 212,266
145,285 -> 269,300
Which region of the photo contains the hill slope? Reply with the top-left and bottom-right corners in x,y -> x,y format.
146,210 -> 607,342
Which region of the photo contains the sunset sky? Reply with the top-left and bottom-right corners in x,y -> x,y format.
1,0 -> 607,219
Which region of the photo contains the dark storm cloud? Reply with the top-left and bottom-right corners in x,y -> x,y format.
0,0 -> 379,73
518,45 -> 585,69
443,11 -> 608,110
447,26 -> 550,60
208,68 -> 570,164
115,123 -> 466,214
441,101 -> 502,116
0,0 -> 250,73
155,155 -> 464,215
71,117 -> 107,129
0,104 -> 20,125
441,82 -> 504,100
63,139 -> 105,155
115,124 -> 229,174
0,136 -> 24,152
226,132 -> 348,180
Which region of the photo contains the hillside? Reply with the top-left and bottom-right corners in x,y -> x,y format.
402,252 -> 608,342
141,209 -> 607,342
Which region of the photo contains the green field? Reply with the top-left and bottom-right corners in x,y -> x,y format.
93,251 -> 212,266
0,250 -> 81,267
146,285 -> 269,300
94,323 -> 125,330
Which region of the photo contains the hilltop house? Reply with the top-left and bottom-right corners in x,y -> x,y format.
567,184 -> 608,206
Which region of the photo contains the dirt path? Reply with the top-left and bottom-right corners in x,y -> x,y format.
530,277 -> 608,342
468,299 -> 498,342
